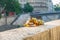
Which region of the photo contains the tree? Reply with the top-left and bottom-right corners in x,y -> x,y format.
4,0 -> 22,15
54,4 -> 60,11
13,1 -> 23,15
0,0 -> 22,15
23,3 -> 34,13
0,0 -> 22,25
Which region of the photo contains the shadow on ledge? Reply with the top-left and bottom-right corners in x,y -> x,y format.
0,25 -> 22,32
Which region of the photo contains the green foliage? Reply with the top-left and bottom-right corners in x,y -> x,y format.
23,3 -> 34,13
0,0 -> 5,7
0,13 -> 2,19
17,25 -> 20,28
0,0 -> 22,15
54,4 -> 60,11
5,0 -> 14,12
13,0 -> 23,15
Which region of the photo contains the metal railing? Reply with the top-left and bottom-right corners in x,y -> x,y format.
30,12 -> 60,22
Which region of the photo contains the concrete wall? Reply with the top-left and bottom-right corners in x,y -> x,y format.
13,13 -> 30,26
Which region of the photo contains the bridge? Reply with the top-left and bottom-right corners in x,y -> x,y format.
30,12 -> 60,16
30,12 -> 60,22
11,12 -> 60,25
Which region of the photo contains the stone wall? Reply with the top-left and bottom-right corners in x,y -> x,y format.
13,13 -> 30,26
